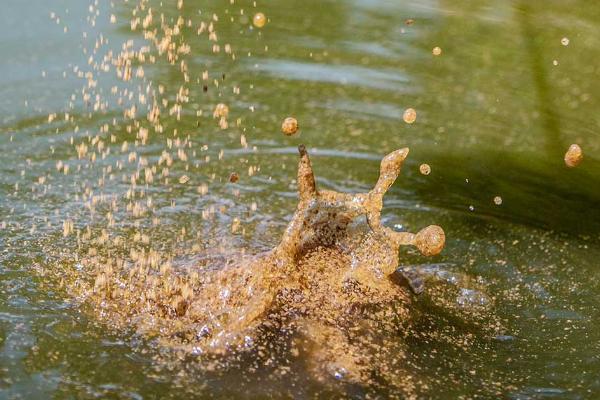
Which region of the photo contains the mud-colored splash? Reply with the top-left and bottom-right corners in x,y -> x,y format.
8,0 -> 598,397
46,144 -> 500,395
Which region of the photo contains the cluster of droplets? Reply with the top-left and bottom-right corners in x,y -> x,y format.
0,2 -> 284,359
18,0 -> 280,258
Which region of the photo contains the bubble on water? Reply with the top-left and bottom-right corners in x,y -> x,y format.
432,46 -> 442,56
393,224 -> 404,231
493,196 -> 502,205
110,14 -> 116,24
253,13 -> 266,28
403,108 -> 416,124
564,144 -> 583,168
281,117 -> 299,136
419,163 -> 431,175
334,368 -> 347,380
561,37 -> 570,46
469,205 -> 475,211
405,18 -> 414,25
179,175 -> 190,184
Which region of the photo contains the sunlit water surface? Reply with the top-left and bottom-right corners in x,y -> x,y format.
1,0 -> 600,398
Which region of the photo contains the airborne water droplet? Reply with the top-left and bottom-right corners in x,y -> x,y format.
564,144 -> 583,168
281,117 -> 299,136
253,13 -> 266,28
403,108 -> 416,124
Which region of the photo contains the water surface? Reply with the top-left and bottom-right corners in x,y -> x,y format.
1,0 -> 600,398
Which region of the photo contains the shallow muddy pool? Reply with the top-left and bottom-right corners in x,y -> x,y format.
1,0 -> 600,398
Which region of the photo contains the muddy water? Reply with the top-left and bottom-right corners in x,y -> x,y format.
1,0 -> 600,398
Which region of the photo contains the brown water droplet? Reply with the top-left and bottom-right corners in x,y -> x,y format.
253,13 -> 266,28
564,144 -> 583,168
213,103 -> 229,118
229,172 -> 239,183
419,164 -> 431,175
415,225 -> 445,256
281,117 -> 299,136
403,108 -> 417,124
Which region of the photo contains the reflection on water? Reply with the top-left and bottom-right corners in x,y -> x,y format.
259,60 -> 411,91
1,0 -> 600,398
